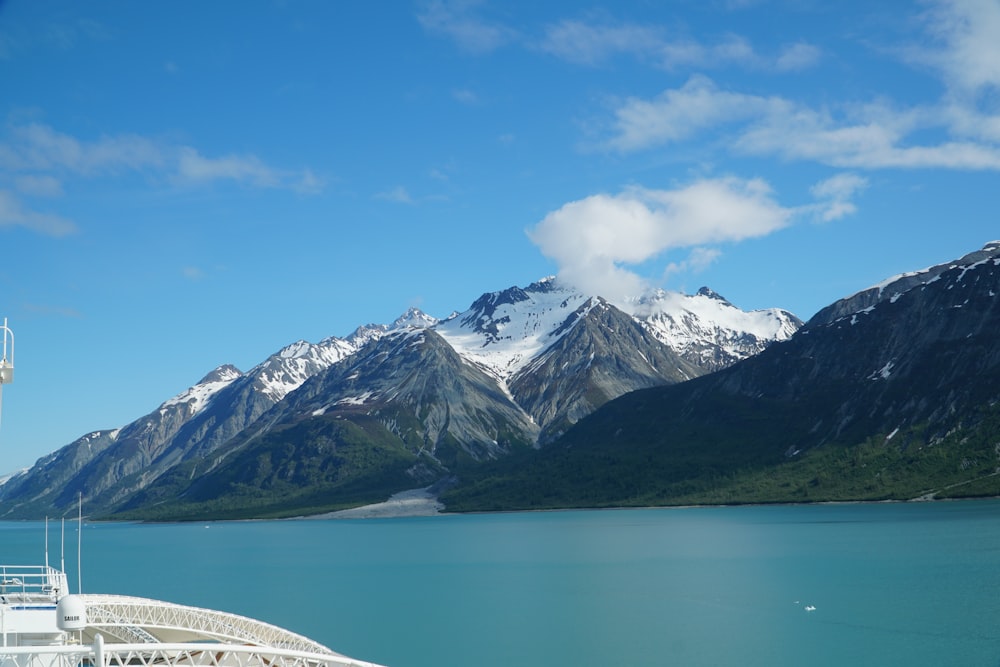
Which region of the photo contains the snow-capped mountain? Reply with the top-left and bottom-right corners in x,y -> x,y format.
434,278 -> 591,381
0,276 -> 800,519
465,241 -> 1000,510
436,277 -> 800,380
633,286 -> 802,372
809,241 -> 1000,326
0,332 -> 373,516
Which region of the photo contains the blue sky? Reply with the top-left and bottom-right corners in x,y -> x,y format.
1,0 -> 998,473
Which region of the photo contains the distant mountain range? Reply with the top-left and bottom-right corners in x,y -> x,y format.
444,242 -> 1000,511
0,278 -> 799,519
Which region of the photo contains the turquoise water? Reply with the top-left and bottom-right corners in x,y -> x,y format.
3,501 -> 1000,667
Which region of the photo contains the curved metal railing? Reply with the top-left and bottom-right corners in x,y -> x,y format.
80,595 -> 334,655
0,640 -> 386,667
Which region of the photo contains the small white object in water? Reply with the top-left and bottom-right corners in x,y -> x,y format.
805,605 -> 816,612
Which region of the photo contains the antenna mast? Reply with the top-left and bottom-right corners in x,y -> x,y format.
0,317 -> 13,431
77,493 -> 83,594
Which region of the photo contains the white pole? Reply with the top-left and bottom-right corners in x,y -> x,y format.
77,493 -> 82,594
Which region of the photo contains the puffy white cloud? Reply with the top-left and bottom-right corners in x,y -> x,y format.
527,177 -> 794,303
918,0 -> 1000,97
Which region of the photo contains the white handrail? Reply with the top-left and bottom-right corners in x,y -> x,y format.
0,640 -> 386,667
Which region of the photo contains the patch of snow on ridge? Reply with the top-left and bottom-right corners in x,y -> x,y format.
279,340 -> 313,359
435,280 -> 591,380
161,365 -> 242,415
254,336 -> 360,402
632,288 -> 799,361
337,391 -> 374,406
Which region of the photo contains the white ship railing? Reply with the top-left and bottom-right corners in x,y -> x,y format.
80,596 -> 333,654
0,566 -> 66,602
0,640 -> 385,667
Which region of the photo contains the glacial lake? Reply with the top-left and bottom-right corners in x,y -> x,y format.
3,500 -> 1000,667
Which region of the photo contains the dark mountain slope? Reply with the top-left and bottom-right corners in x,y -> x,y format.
444,243 -> 1000,510
112,328 -> 540,519
509,297 -> 702,443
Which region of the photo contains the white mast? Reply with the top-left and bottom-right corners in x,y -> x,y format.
0,317 -> 13,431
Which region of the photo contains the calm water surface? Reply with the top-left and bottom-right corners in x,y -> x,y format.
3,501 -> 999,667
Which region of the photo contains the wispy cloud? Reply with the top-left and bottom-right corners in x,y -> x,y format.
5,123 -> 163,174
416,0 -> 516,54
22,302 -> 84,318
603,75 -> 1000,170
809,173 -> 869,222
0,122 -> 324,236
14,174 -> 63,197
0,190 -> 76,237
1,122 -> 322,190
538,17 -> 821,72
774,42 -> 822,71
913,0 -> 1000,98
593,1 -> 1000,171
181,266 -> 205,281
452,88 -> 480,105
538,19 -> 664,66
0,17 -> 110,60
375,186 -> 415,204
173,148 -> 281,188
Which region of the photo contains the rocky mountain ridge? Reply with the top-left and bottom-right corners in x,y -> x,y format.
0,278 -> 799,519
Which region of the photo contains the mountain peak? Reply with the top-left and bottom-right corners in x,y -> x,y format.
393,307 -> 438,330
695,286 -> 733,305
811,240 -> 1000,326
198,364 -> 242,385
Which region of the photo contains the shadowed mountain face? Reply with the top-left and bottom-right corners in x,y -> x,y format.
443,242 -> 1000,511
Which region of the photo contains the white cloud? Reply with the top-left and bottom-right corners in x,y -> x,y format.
527,177 -> 795,303
4,123 -> 163,174
375,186 -> 415,204
15,174 -> 63,197
0,123 -> 324,195
0,189 -> 76,237
293,168 -> 325,195
606,75 -> 773,151
538,17 -> 820,72
605,75 -> 1000,170
174,147 -> 280,187
918,0 -> 1000,98
539,19 -> 663,65
775,42 -> 822,71
809,173 -> 869,222
417,0 -> 515,54
663,246 -> 722,280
